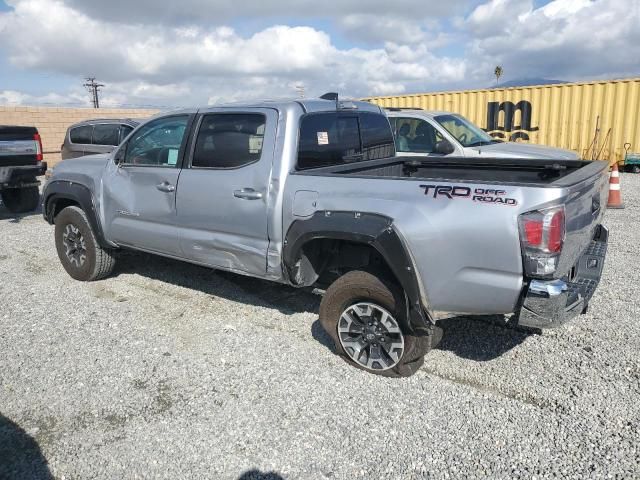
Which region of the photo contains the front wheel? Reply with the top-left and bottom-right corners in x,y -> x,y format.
54,206 -> 116,281
319,270 -> 436,377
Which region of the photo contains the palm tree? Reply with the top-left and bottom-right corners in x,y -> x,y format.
494,66 -> 503,86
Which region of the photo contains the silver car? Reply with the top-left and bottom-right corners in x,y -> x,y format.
387,109 -> 580,160
60,118 -> 140,160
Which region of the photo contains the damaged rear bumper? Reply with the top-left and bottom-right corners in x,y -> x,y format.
517,225 -> 608,329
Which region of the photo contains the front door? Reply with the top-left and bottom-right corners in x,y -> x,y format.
175,109 -> 276,276
102,114 -> 191,256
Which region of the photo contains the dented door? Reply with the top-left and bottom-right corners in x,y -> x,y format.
175,108 -> 276,275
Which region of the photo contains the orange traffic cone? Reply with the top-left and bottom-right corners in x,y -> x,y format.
607,163 -> 624,209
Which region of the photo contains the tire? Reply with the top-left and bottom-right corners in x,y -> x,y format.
632,165 -> 640,174
319,270 -> 437,377
0,186 -> 40,213
54,206 -> 116,281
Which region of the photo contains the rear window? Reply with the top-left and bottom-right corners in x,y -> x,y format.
297,112 -> 393,170
92,124 -> 120,146
360,112 -> 395,160
69,125 -> 92,144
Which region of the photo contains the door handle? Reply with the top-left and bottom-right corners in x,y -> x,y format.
233,188 -> 263,200
156,181 -> 176,193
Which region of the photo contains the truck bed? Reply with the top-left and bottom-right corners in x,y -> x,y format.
300,156 -> 608,188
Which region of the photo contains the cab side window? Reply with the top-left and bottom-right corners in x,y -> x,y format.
297,113 -> 361,170
192,114 -> 266,169
123,116 -> 189,167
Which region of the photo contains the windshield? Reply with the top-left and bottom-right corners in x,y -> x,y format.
434,114 -> 495,147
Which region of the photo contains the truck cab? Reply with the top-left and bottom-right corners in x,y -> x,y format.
386,109 -> 580,160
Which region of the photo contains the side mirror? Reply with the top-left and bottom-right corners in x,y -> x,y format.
435,139 -> 455,155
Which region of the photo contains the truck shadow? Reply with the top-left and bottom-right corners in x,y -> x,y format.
237,469 -> 284,480
114,252 -> 535,362
113,251 -> 320,317
0,202 -> 42,223
435,315 -> 537,362
0,414 -> 54,480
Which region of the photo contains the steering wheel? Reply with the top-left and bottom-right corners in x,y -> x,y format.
458,133 -> 468,144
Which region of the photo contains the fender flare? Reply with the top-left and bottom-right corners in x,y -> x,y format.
283,211 -> 432,334
42,180 -> 111,249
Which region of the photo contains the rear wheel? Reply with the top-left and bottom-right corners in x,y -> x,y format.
54,206 -> 116,281
0,186 -> 40,213
319,270 -> 437,377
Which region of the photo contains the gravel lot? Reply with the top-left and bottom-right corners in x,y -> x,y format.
1,174 -> 639,479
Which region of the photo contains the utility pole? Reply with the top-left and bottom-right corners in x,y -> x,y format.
83,77 -> 104,108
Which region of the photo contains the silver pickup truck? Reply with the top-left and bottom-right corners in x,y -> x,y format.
42,97 -> 609,377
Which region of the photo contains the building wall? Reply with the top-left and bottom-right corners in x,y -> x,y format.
364,78 -> 640,165
0,106 -> 160,167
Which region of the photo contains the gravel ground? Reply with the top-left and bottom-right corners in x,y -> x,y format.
1,175 -> 639,480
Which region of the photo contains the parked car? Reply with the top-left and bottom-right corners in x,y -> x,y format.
60,118 -> 140,160
386,108 -> 581,160
0,125 -> 47,213
42,96 -> 609,377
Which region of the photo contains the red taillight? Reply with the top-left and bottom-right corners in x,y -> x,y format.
34,133 -> 43,161
518,206 -> 566,277
523,219 -> 543,246
547,209 -> 565,253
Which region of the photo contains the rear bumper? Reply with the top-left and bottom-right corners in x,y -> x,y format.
0,162 -> 47,187
517,224 -> 608,329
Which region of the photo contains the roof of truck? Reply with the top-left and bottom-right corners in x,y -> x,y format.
385,109 -> 454,118
205,97 -> 383,114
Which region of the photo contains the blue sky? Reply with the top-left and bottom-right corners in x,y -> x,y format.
0,0 -> 638,107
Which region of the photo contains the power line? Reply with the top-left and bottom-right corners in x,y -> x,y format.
83,77 -> 104,108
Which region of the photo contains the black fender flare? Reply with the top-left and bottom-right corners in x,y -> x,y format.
42,180 -> 111,249
283,211 -> 432,334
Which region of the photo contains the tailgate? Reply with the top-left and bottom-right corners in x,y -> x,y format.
555,161 -> 609,276
0,126 -> 39,167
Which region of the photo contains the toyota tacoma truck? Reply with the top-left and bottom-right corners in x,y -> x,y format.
0,125 -> 46,213
42,96 -> 609,377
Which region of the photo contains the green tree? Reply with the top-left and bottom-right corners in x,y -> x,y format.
494,66 -> 503,85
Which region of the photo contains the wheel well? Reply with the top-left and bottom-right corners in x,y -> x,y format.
48,197 -> 80,222
294,238 -> 397,289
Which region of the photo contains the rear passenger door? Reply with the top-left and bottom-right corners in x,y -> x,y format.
175,109 -> 276,275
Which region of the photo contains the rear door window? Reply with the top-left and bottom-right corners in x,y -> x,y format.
297,113 -> 361,170
92,124 -> 120,146
191,114 -> 266,169
69,125 -> 93,144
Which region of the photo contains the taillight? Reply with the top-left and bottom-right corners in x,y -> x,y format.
34,133 -> 43,161
518,206 -> 565,277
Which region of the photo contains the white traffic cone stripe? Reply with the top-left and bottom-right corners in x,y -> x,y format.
609,184 -> 621,191
611,170 -> 620,178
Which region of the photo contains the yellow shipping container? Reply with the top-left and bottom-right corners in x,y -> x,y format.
364,78 -> 640,166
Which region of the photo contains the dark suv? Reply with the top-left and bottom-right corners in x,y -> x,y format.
61,118 -> 141,160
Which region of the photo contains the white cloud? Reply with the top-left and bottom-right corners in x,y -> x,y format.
0,0 -> 638,107
0,0 -> 469,105
467,0 -> 640,81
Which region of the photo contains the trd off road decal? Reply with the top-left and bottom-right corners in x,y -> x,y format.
419,184 -> 518,206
